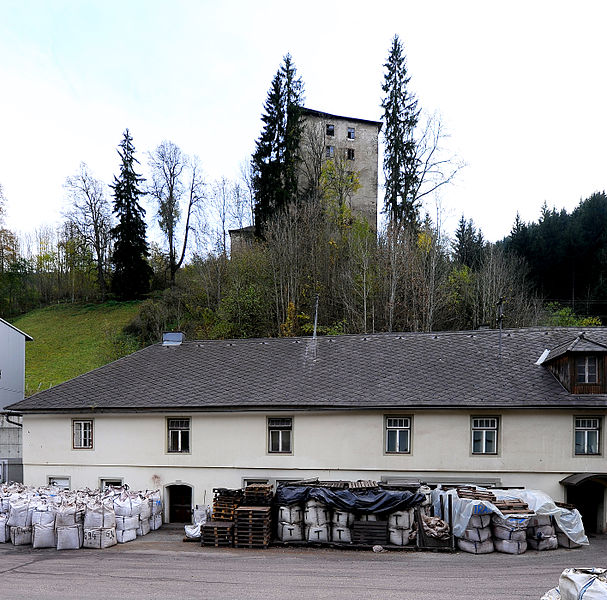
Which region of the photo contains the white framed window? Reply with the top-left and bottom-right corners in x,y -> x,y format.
167,418 -> 191,453
385,416 -> 411,454
347,127 -> 355,140
268,417 -> 292,453
326,124 -> 335,136
471,417 -> 498,455
576,356 -> 598,384
99,478 -> 124,489
48,476 -> 70,489
73,419 -> 93,449
575,417 -> 601,455
326,145 -> 335,158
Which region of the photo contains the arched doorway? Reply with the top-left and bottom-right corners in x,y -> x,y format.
561,473 -> 607,534
165,484 -> 193,523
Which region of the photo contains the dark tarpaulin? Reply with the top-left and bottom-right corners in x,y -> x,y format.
275,486 -> 424,515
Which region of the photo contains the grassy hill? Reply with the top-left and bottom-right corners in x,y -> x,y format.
10,301 -> 141,396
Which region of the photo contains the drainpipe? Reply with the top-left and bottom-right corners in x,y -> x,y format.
0,411 -> 23,428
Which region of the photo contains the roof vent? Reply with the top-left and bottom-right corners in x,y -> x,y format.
162,332 -> 185,346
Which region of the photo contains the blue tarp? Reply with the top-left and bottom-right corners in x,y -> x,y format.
275,486 -> 424,515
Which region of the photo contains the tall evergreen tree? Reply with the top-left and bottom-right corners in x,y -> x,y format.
381,35 -> 420,225
252,54 -> 304,235
452,215 -> 485,269
110,129 -> 152,299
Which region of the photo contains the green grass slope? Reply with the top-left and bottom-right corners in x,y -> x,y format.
10,301 -> 141,396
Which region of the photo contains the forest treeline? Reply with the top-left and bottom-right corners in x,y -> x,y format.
0,36 -> 603,349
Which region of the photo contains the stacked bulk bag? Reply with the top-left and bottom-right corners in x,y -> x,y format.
527,515 -> 557,551
83,502 -> 117,549
32,506 -> 57,549
55,505 -> 84,550
553,515 -> 582,549
457,513 -> 494,554
114,494 -> 140,543
491,514 -> 528,554
7,501 -> 32,546
0,513 -> 9,543
304,500 -> 330,542
147,490 -> 163,531
277,504 -> 304,542
388,509 -> 413,546
137,496 -> 151,536
331,509 -> 353,544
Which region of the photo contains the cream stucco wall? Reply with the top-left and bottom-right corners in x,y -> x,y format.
22,408 -> 607,511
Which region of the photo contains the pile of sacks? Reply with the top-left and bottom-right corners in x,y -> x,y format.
276,500 -> 417,547
0,483 -> 162,550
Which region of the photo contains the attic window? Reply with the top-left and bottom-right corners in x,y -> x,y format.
326,124 -> 334,136
576,356 -> 597,384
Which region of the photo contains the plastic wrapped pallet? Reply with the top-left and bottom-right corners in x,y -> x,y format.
0,514 -> 9,543
32,524 -> 56,549
527,535 -> 558,551
116,528 -> 137,544
55,505 -> 79,527
148,513 -> 162,531
306,524 -> 329,543
278,505 -> 303,523
559,568 -> 607,599
277,522 -> 303,541
457,538 -> 494,554
462,526 -> 491,542
304,501 -> 330,526
56,524 -> 83,550
11,526 -> 32,546
115,515 -> 139,531
83,527 -> 117,549
84,503 -> 116,529
493,538 -> 527,554
137,517 -> 151,537
331,525 -> 352,543
388,527 -> 410,546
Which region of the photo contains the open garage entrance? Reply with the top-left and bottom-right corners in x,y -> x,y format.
166,484 -> 193,523
561,473 -> 607,534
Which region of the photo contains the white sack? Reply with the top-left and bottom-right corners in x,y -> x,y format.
32,524 -> 56,549
462,526 -> 491,542
184,524 -> 200,539
7,503 -> 30,528
193,506 -> 209,525
149,514 -> 162,531
137,518 -> 151,537
116,528 -> 137,543
494,538 -> 527,554
331,525 -> 352,544
0,515 -> 9,543
148,491 -> 162,515
457,538 -> 494,554
528,535 -> 558,551
357,513 -> 377,522
493,525 -> 526,541
100,527 -> 117,548
306,524 -> 329,543
116,515 -> 139,531
32,509 -> 56,527
278,505 -> 303,524
84,504 -> 116,529
10,526 -> 32,546
528,514 -> 552,527
304,503 -> 330,526
540,588 -> 561,600
491,514 -> 530,530
55,506 -> 78,527
388,510 -> 412,529
468,514 -> 491,529
559,568 -> 607,600
83,528 -> 102,549
388,527 -> 410,546
56,525 -> 82,550
277,522 -> 303,541
528,525 -> 555,539
332,510 -> 353,527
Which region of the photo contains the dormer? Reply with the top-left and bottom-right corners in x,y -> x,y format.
536,332 -> 607,394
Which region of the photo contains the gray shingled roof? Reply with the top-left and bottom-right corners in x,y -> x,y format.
544,332 -> 607,363
8,327 -> 607,413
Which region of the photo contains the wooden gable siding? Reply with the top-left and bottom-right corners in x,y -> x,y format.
547,354 -> 606,394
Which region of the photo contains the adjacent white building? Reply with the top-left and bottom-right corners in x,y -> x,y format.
0,318 -> 33,483
8,328 -> 607,530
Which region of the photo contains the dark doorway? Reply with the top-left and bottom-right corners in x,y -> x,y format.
167,485 -> 192,523
566,480 -> 605,533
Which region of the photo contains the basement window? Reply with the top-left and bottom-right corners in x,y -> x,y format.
575,417 -> 600,455
167,418 -> 191,453
471,417 -> 498,455
576,356 -> 598,384
73,420 -> 93,449
268,417 -> 292,453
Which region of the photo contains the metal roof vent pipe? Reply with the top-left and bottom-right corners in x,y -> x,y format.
162,332 -> 185,346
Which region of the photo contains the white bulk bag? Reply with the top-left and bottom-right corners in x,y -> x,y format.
114,496 -> 135,517
559,568 -> 607,600
528,536 -> 557,551
493,525 -> 526,541
184,524 -> 200,539
33,524 -> 57,549
331,526 -> 351,544
357,513 -> 377,522
304,503 -> 330,526
55,505 -> 78,527
116,515 -> 139,531
192,506 -> 209,525
528,515 -> 552,528
148,491 -> 162,515
277,522 -> 303,541
116,528 -> 137,544
457,538 -> 494,554
469,514 -> 491,529
149,514 -> 162,531
492,514 -> 530,529
528,524 -> 555,539
332,510 -> 353,527
84,503 -> 116,529
388,510 -> 411,530
7,503 -> 30,528
138,499 -> 151,520
278,505 -> 303,524
462,526 -> 491,542
540,588 -> 561,600
306,525 -> 329,543
0,515 -> 9,543
137,518 -> 151,537
100,527 -> 117,548
56,525 -> 82,550
388,527 -> 409,546
11,526 -> 32,546
0,496 -> 10,513
494,538 -> 527,554
32,509 -> 56,527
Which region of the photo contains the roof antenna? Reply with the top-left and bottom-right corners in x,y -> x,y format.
497,297 -> 505,358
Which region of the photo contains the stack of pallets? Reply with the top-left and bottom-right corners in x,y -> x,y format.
351,521 -> 388,545
201,521 -> 234,547
456,487 -> 496,502
493,500 -> 533,515
349,480 -> 379,490
243,484 -> 273,506
234,506 -> 272,549
212,488 -> 244,522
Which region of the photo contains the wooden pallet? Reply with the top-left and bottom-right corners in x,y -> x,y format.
201,521 -> 234,547
349,480 -> 379,489
351,521 -> 388,545
493,500 -> 533,515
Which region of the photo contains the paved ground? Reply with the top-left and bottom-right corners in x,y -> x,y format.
1,528 -> 605,599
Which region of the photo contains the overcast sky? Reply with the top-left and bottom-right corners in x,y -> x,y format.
1,0 -> 606,243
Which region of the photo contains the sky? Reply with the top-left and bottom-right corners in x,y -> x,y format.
1,0 -> 606,243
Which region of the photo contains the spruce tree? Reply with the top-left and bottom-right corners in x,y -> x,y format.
110,129 -> 152,299
252,54 -> 304,235
381,35 -> 420,225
